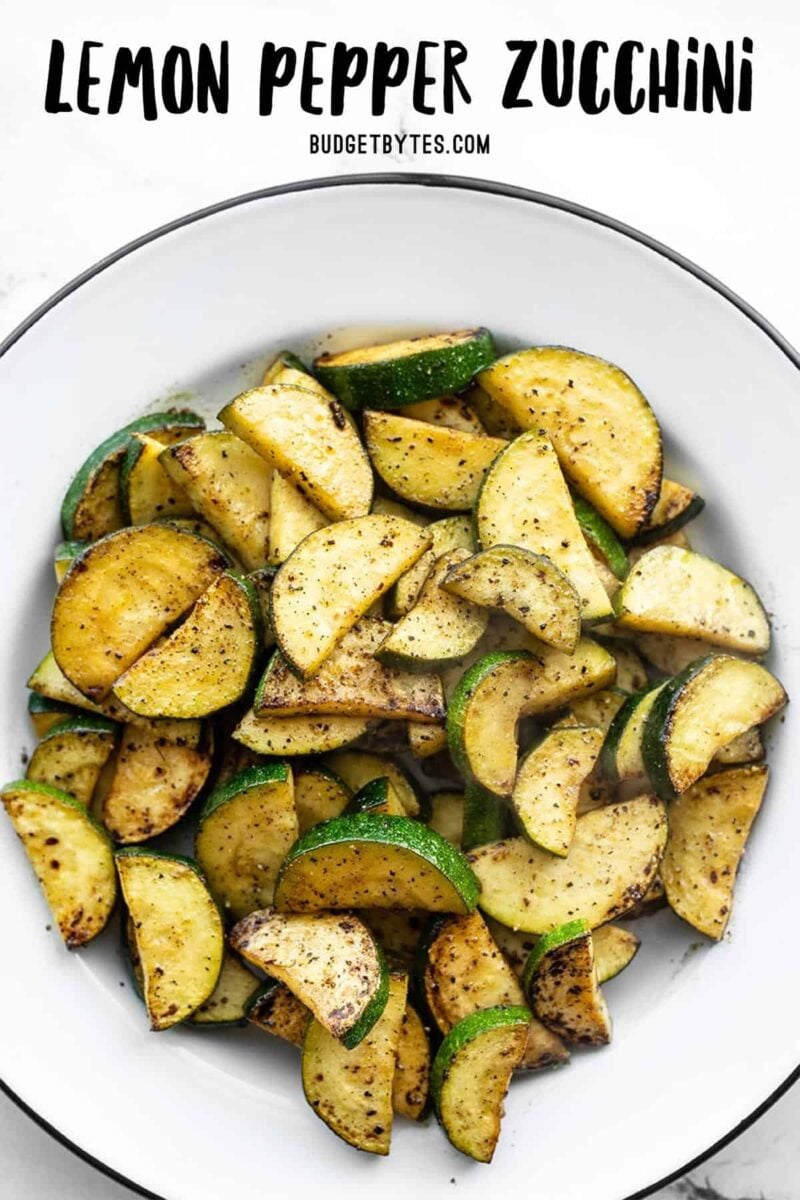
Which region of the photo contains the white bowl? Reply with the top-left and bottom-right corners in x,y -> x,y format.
1,175 -> 798,1200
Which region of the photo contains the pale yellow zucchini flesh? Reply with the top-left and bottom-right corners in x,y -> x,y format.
267,472 -> 329,565
636,477 -> 702,536
607,644 -> 649,693
661,765 -> 768,939
476,432 -> 612,621
524,922 -> 611,1046
392,1004 -> 431,1120
52,524 -> 226,700
248,981 -> 311,1047
190,952 -> 260,1026
408,721 -> 448,758
403,395 -> 485,434
233,708 -> 371,756
393,515 -> 473,616
713,727 -> 764,766
560,688 -> 627,733
220,383 -> 373,521
293,765 -> 352,833
270,515 -> 432,677
634,633 -> 729,675
468,796 -> 668,933
124,433 -> 195,525
28,650 -> 144,726
427,791 -> 464,846
324,752 -> 421,817
593,924 -> 640,983
512,726 -> 604,856
364,410 -> 505,510
26,719 -> 118,807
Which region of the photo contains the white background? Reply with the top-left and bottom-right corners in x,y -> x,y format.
1,1 -> 798,1197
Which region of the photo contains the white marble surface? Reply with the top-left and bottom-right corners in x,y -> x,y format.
1,1 -> 799,1197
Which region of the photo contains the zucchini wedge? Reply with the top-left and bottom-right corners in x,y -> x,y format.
61,408 -> 205,541
189,952 -> 261,1028
116,849 -> 224,1030
230,908 -> 389,1047
634,632 -> 728,676
261,348 -> 311,386
442,546 -> 581,653
160,431 -> 273,570
428,791 -> 464,846
219,383 -> 373,521
572,493 -> 629,581
121,433 -> 195,525
431,1006 -> 531,1163
302,973 -> 408,1155
52,524 -> 226,700
403,394 -> 485,434
593,924 -> 640,984
113,572 -> 261,718
606,642 -> 648,693
274,814 -> 479,914
522,919 -> 611,1046
27,650 -> 143,726
378,549 -> 488,673
255,619 -> 445,721
512,726 -> 604,857
323,753 -> 421,821
393,514 -> 474,617
348,777 -> 406,817
408,720 -> 448,758
468,795 -> 668,933
54,540 -> 90,584
371,495 -> 430,525
642,656 -> 786,799
477,346 -> 662,537
560,688 -> 627,734
462,781 -> 507,851
27,691 -> 81,737
462,382 -> 522,439
314,329 -> 495,410
195,763 -> 297,918
1,779 -> 116,947
26,715 -> 118,807
629,478 -> 705,547
614,546 -> 771,654
234,709 -> 371,756
268,472 -> 329,565
661,765 -> 769,939
270,515 -> 431,678
293,763 -> 351,833
600,683 -> 665,786
102,720 -> 212,843
393,1003 -> 431,1120
476,431 -> 613,622
364,410 -> 505,511
713,727 -> 765,766
247,978 -> 311,1046
360,909 -> 427,965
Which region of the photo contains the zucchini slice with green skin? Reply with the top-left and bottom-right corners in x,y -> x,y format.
347,777 -> 406,817
477,346 -> 662,538
408,720 -> 448,758
26,715 -> 118,807
431,1006 -> 531,1163
256,618 -> 445,720
1,779 -> 116,948
230,908 -> 389,1048
614,546 -> 771,653
314,329 -> 496,411
195,763 -> 297,918
28,650 -> 144,726
27,691 -> 82,738
274,813 -> 479,914
403,394 -> 485,434
442,545 -> 581,653
234,709 -> 371,756
102,719 -> 212,843
60,408 -> 205,541
267,471 -> 329,565
261,348 -> 311,385
512,726 -> 604,857
293,763 -> 351,833
462,781 -> 507,851
364,411 -> 506,511
116,849 -> 224,1030
393,515 -> 473,617
462,381 -> 522,439
120,433 -> 196,526
378,549 -> 489,673
628,478 -> 705,547
113,572 -> 262,719
593,924 -> 640,984
522,918 -> 611,1046
189,952 -> 261,1028
661,765 -> 769,939
270,514 -> 431,678
600,683 -> 665,785
247,977 -> 311,1047
160,431 -> 273,571
572,493 -> 629,580
54,540 -> 91,584
323,753 -> 423,818
642,655 -> 786,800
393,1003 -> 431,1120
52,524 -> 226,700
219,383 -> 373,521
428,791 -> 464,846
301,972 -> 408,1155
475,432 -> 612,621
468,795 -> 667,933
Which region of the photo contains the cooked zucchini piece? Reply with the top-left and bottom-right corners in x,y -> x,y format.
442,545 -> 581,652
26,715 -> 118,807
1,779 -> 116,948
713,727 -> 765,766
661,765 -> 769,939
560,688 -> 627,734
512,726 -> 604,857
607,642 -> 648,692
121,433 -> 195,525
160,431 -> 273,571
403,395 -> 485,434
364,411 -> 505,511
113,572 -> 261,718
189,952 -> 261,1028
431,1006 -> 531,1163
628,528 -> 693,570
195,763 -> 297,918
462,781 -> 507,851
371,495 -> 430,525
477,346 -> 662,538
428,791 -> 464,846
102,720 -> 212,843
256,619 -> 444,720
461,382 -> 522,439
634,632 -> 728,676
393,1003 -> 431,1120
234,708 -> 371,756
261,348 -> 311,385
293,764 -> 351,833
267,472 -> 329,565
247,978 -> 311,1046
476,432 -> 613,621
393,515 -> 473,616
271,515 -> 431,678
447,641 -> 616,796
54,540 -> 91,584
116,849 -> 224,1030
324,752 -> 422,817
274,814 -> 479,914
522,919 -> 611,1046
593,924 -> 640,983
61,409 -> 205,541
348,777 -> 406,817
572,493 -> 629,581
28,650 -> 143,725
27,691 -> 82,737
246,565 -> 276,647
629,478 -> 705,546
302,972 -> 408,1155
378,549 -> 488,673
314,329 -> 495,410
52,524 -> 226,700
230,908 -> 389,1047
615,546 -> 771,653
600,683 -> 665,786
408,721 -> 447,758
220,383 -> 373,521
468,795 -> 667,933
621,872 -> 667,919
359,909 -> 426,964
642,656 -> 786,800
